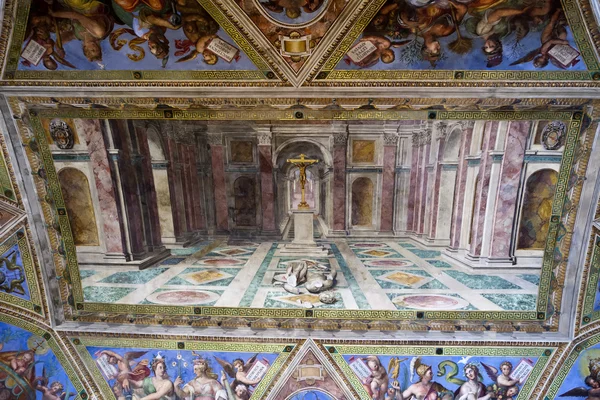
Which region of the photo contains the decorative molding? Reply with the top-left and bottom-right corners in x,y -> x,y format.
333,130 -> 348,146
207,133 -> 224,146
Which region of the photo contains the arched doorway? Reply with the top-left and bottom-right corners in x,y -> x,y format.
517,169 -> 558,249
274,139 -> 332,232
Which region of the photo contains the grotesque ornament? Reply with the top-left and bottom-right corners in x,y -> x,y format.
49,119 -> 74,149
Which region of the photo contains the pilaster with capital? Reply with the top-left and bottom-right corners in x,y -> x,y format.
427,122 -> 449,240
381,127 -> 399,232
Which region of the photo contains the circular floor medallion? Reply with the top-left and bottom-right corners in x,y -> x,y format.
146,290 -> 219,306
391,294 -> 469,310
364,259 -> 411,268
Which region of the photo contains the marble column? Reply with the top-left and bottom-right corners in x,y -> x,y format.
489,121 -> 531,259
256,126 -> 277,234
208,132 -> 229,232
179,142 -> 194,233
164,131 -> 187,238
469,121 -> 499,257
449,122 -> 475,249
406,137 -> 419,232
428,122 -> 447,240
76,119 -> 126,257
332,126 -> 348,233
111,119 -> 146,257
380,128 -> 398,232
132,122 -> 162,248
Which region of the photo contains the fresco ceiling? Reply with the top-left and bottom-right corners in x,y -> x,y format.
0,0 -> 598,87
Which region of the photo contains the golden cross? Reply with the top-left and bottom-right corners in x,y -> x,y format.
287,154 -> 319,210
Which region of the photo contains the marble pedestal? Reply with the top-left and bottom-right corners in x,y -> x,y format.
280,210 -> 329,257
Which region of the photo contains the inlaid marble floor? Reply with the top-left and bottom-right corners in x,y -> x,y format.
79,239 -> 539,311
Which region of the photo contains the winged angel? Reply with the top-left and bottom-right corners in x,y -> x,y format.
559,357 -> 600,399
214,354 -> 264,387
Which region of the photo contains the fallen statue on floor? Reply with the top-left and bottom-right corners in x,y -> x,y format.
273,260 -> 337,307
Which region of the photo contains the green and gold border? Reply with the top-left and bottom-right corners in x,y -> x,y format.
580,233 -> 600,324
327,344 -> 556,400
13,102 -> 590,329
0,311 -> 89,399
71,336 -> 297,400
1,0 -> 279,83
0,226 -> 45,317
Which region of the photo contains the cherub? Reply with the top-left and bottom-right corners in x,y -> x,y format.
215,354 -> 265,387
361,355 -> 389,400
481,361 -> 522,389
559,375 -> 600,399
10,351 -> 35,377
94,350 -> 150,391
35,377 -> 72,400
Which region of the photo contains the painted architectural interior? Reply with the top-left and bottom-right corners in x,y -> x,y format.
0,0 -> 600,397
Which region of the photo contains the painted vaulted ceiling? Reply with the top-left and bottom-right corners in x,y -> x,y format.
0,1 -> 600,400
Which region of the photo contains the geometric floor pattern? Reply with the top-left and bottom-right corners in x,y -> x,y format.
80,240 -> 539,311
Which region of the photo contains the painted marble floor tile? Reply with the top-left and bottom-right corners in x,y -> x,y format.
159,257 -> 186,265
443,270 -> 522,290
408,249 -> 442,258
386,292 -> 475,311
239,244 -> 278,307
142,288 -> 223,306
166,267 -> 240,286
360,258 -> 414,268
99,267 -> 169,285
518,274 -> 541,286
426,259 -> 453,268
369,269 -> 434,289
193,257 -> 248,267
83,286 -> 136,303
170,242 -> 211,256
78,269 -> 98,279
482,293 -> 537,311
397,241 -> 417,248
330,244 -> 371,310
264,290 -> 344,309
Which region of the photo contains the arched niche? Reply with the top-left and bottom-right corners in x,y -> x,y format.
234,176 -> 257,226
517,169 -> 558,250
443,126 -> 462,161
58,168 -> 100,246
146,124 -> 167,161
351,177 -> 374,227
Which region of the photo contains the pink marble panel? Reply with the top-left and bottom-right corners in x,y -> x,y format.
449,125 -> 474,249
490,121 -> 530,258
380,144 -> 396,232
211,145 -> 229,232
259,145 -> 276,232
333,145 -> 346,231
469,122 -> 499,256
406,144 -> 419,231
179,143 -> 194,232
417,141 -> 431,234
77,119 -> 125,254
189,145 -> 205,230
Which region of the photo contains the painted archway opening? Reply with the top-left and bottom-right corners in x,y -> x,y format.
517,169 -> 559,250
58,168 -> 99,246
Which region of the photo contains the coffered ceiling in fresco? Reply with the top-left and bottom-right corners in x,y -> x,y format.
1,0 -> 599,86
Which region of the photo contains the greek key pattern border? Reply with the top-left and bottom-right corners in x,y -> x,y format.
0,311 -> 87,399
580,233 -> 600,320
321,70 -> 594,82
